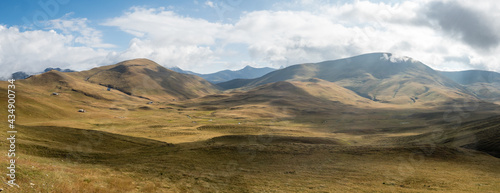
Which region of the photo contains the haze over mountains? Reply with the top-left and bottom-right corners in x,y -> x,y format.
439,70 -> 500,102
170,65 -> 276,83
10,67 -> 75,80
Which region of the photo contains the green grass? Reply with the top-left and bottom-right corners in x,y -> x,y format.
1,77 -> 500,192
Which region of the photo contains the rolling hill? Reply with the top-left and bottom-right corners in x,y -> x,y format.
73,58 -> 220,101
200,79 -> 374,109
188,78 -> 417,121
2,55 -> 500,192
397,115 -> 500,158
11,58 -> 222,120
218,53 -> 477,105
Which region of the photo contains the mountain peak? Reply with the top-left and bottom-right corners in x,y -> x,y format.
44,67 -> 75,73
170,66 -> 183,71
242,65 -> 254,70
75,59 -> 219,100
218,53 -> 474,105
187,65 -> 276,83
115,58 -> 164,68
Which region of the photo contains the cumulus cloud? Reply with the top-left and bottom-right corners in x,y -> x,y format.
45,13 -> 115,48
47,15 -> 115,48
0,25 -> 110,79
381,53 -> 417,63
104,1 -> 500,72
423,1 -> 500,50
118,38 -> 217,68
2,0 -> 500,78
205,1 -> 215,8
255,0 -> 500,72
101,7 -> 231,71
227,10 -> 392,65
103,7 -> 230,45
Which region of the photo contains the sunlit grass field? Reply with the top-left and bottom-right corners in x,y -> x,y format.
1,78 -> 499,192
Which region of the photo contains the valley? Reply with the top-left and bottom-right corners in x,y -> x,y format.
1,53 -> 499,192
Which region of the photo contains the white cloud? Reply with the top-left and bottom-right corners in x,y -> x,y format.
255,0 -> 500,72
381,53 -> 417,63
229,11 -> 367,65
103,7 -> 230,45
117,38 -> 217,69
2,0 -> 500,78
205,1 -> 215,8
422,0 -> 499,50
47,14 -> 115,48
102,7 -> 232,71
0,25 -> 111,78
100,1 -> 500,73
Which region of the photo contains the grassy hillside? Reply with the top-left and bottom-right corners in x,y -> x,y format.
218,53 -> 477,105
1,57 -> 500,192
394,115 -> 500,158
2,95 -> 499,192
75,59 -> 220,101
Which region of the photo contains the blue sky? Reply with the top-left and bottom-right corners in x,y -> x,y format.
2,0 -> 235,47
0,0 -> 499,78
1,0 -> 277,48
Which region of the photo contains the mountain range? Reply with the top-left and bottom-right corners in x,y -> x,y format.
18,53 -> 500,106
10,67 -> 75,80
10,56 -> 500,105
4,52 -> 500,192
170,65 -> 276,83
217,53 -> 487,105
22,59 -> 219,102
10,64 -> 276,85
439,70 -> 500,102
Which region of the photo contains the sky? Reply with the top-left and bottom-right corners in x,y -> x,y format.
0,0 -> 499,78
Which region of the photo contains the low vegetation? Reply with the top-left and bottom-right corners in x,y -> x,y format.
1,56 -> 499,192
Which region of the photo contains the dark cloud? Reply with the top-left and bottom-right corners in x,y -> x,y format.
424,1 -> 499,50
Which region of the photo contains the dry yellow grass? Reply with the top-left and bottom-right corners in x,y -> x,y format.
1,62 -> 499,192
